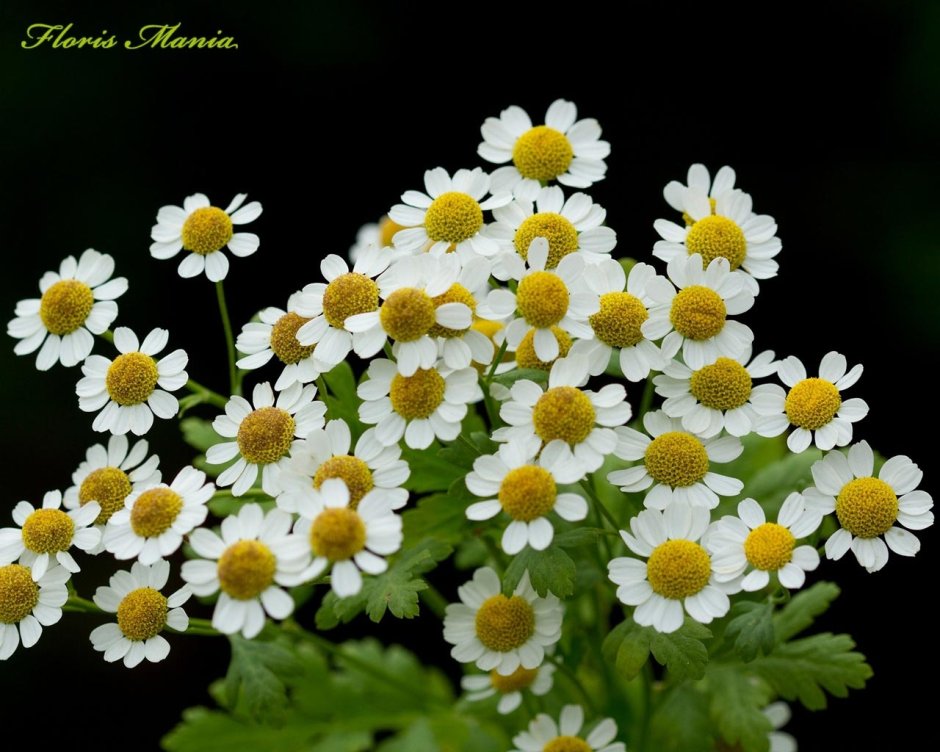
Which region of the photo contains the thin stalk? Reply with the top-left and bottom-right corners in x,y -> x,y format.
546,653 -> 598,716
215,280 -> 238,396
185,378 -> 229,408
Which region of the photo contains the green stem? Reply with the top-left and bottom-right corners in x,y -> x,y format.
64,595 -> 101,613
99,329 -> 114,344
383,342 -> 395,359
316,375 -> 330,399
581,480 -> 619,531
456,433 -> 479,456
176,617 -> 221,636
484,340 -> 509,383
546,653 -> 598,716
185,378 -> 229,408
481,535 -> 507,575
215,280 -> 238,396
418,582 -> 448,618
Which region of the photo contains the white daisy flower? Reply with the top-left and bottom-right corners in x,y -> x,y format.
235,305 -> 328,391
443,567 -> 563,676
76,327 -> 189,436
388,167 -> 510,261
206,382 -> 327,497
479,99 -> 610,200
511,704 -> 625,752
181,503 -> 308,639
708,494 -> 822,591
465,436 -> 587,554
0,563 -> 69,660
149,192 -> 262,281
663,163 -> 739,215
429,256 -> 496,370
102,466 -> 214,565
803,440 -> 933,572
642,254 -> 755,370
494,356 -> 630,473
761,702 -> 798,752
653,346 -> 780,437
609,503 -> 734,633
7,248 -> 127,371
608,411 -> 743,510
357,358 -> 481,449
285,477 -> 403,598
461,662 -> 556,715
752,351 -> 869,453
0,490 -> 100,580
89,559 -> 190,668
348,216 -> 412,261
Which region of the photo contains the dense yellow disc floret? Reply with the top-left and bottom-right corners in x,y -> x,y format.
423,192 -> 484,244
21,509 -> 74,553
236,407 -> 296,464
644,432 -> 709,487
117,587 -> 168,640
130,488 -> 183,538
310,507 -> 367,561
380,288 -> 436,342
685,215 -> 747,269
0,564 -> 39,624
590,292 -> 647,348
689,358 -> 752,410
669,286 -> 727,341
646,539 -> 711,599
39,279 -> 94,335
836,477 -> 898,538
217,540 -> 277,600
744,523 -> 796,570
785,378 -> 841,430
106,352 -> 159,405
516,272 -> 569,329
270,312 -> 315,364
513,213 -> 578,268
532,387 -> 595,444
181,207 -> 233,254
512,126 -> 574,181
80,467 -> 133,524
389,369 -> 446,420
498,466 -> 557,521
474,595 -> 535,652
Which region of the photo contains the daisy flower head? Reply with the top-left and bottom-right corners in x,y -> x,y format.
443,566 -> 563,676
610,502 -> 733,633
103,466 -> 214,565
494,355 -> 630,473
388,167 -> 510,261
642,253 -> 755,370
803,440 -> 933,572
76,327 -> 189,436
461,661 -> 556,715
207,381 -> 326,497
663,163 -> 738,218
287,477 -> 403,598
511,704 -> 625,752
753,351 -> 868,453
708,494 -> 822,591
89,559 -> 190,668
0,563 -> 68,660
465,436 -> 587,554
348,215 -> 410,262
149,192 -> 262,281
235,304 -> 328,391
357,357 -> 481,449
0,490 -> 100,580
479,99 -> 610,200
430,255 -> 497,370
653,346 -> 780,438
608,410 -> 743,510
181,503 -> 307,638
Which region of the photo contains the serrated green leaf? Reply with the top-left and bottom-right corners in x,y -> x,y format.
773,581 -> 840,642
602,618 -> 651,680
321,362 -> 366,439
224,635 -> 299,722
491,367 -> 548,387
649,684 -> 713,752
162,707 -> 316,752
402,489 -> 473,548
708,666 -> 773,752
400,445 -> 467,493
726,601 -> 775,662
180,417 -> 224,452
503,545 -> 576,597
648,619 -> 712,681
310,731 -> 373,752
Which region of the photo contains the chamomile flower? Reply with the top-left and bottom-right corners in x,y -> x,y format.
276,419 -> 410,513
181,504 -> 308,638
357,358 -> 481,449
76,327 -> 189,436
465,437 -> 587,554
348,216 -> 413,263
89,559 -> 190,668
494,356 -> 630,473
510,704 -> 625,752
7,248 -> 127,370
149,192 -> 263,281
235,305 -> 327,390
803,440 -> 933,572
479,99 -> 610,200
662,163 -> 738,216
608,411 -> 743,510
653,347 -> 780,437
0,563 -> 69,660
461,662 -> 556,715
708,494 -> 822,591
102,466 -> 214,565
753,351 -> 868,453
429,256 -> 496,370
642,254 -> 755,370
0,490 -> 100,580
443,567 -> 563,676
609,503 -> 733,633
207,382 -> 326,497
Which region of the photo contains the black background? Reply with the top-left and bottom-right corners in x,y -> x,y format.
1,1 -> 938,749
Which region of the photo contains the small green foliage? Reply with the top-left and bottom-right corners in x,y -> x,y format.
726,601 -> 776,662
503,545 -> 576,598
603,617 -> 712,681
707,667 -> 773,752
491,367 -> 548,387
224,635 -> 300,723
773,581 -> 840,642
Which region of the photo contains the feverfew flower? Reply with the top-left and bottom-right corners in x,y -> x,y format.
348,216 -> 409,262
662,163 -> 738,213
461,662 -> 556,715
0,563 -> 69,660
235,305 -> 327,391
510,705 -> 625,752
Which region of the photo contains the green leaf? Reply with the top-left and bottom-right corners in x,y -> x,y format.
503,544 -> 576,598
400,445 -> 467,493
773,581 -> 840,642
491,367 -> 548,387
649,684 -> 713,752
725,601 -> 775,662
310,732 -> 373,752
162,707 -> 317,752
322,360 -> 358,404
707,666 -> 773,752
224,635 -> 299,722
601,618 -> 651,681
180,417 -> 224,452
648,619 -> 712,681
734,443 -> 823,515
402,488 -> 474,548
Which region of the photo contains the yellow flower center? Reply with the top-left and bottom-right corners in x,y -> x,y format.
130,488 -> 183,538
590,291 -> 648,348
322,273 -> 380,329
423,192 -> 484,244
236,407 -> 296,465
79,466 -> 133,524
39,279 -> 95,336
644,431 -> 709,488
685,215 -> 747,270
489,665 -> 539,693
515,326 -> 572,370
117,587 -> 168,641
21,508 -> 74,554
389,368 -> 446,420
543,737 -> 592,752
646,539 -> 712,599
106,352 -> 159,406
689,358 -> 752,410
516,271 -> 569,328
836,477 -> 899,539
270,312 -> 316,364
380,287 -> 436,342
512,125 -> 574,182
428,283 -> 476,338
532,387 -> 596,445
513,213 -> 579,268
744,523 -> 796,571
378,216 -> 407,248
784,378 -> 841,431
498,466 -> 557,521
669,285 -> 727,341
0,564 -> 39,624
474,594 -> 535,652
217,540 -> 277,600
313,455 -> 374,509
181,206 -> 233,255
310,507 -> 367,561
682,197 -> 718,226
